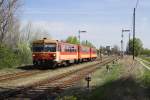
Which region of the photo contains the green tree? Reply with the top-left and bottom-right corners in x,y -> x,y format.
81,40 -> 94,47
66,36 -> 94,47
126,38 -> 143,56
66,36 -> 79,44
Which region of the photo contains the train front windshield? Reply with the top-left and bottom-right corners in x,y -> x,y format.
32,44 -> 56,52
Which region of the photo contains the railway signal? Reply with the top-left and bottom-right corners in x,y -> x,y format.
85,74 -> 91,89
106,64 -> 110,72
121,29 -> 130,58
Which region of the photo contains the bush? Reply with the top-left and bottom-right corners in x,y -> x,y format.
0,43 -> 32,69
0,44 -> 20,68
142,70 -> 150,87
56,96 -> 77,100
17,42 -> 32,64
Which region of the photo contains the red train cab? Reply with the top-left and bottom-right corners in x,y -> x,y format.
32,38 -> 78,67
32,38 -> 58,66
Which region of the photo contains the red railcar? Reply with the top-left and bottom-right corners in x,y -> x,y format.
90,47 -> 97,60
57,42 -> 78,65
78,45 -> 91,62
32,38 -> 97,68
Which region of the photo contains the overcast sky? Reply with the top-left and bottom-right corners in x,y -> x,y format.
21,0 -> 150,49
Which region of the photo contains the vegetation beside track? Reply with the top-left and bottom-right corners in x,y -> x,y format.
0,43 -> 32,69
140,55 -> 150,62
141,68 -> 150,87
57,61 -> 122,100
87,60 -> 150,100
57,57 -> 150,100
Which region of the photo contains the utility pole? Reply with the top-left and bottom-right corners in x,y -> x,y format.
86,40 -> 88,45
78,30 -> 81,44
133,8 -> 136,60
78,30 -> 86,44
133,0 -> 140,60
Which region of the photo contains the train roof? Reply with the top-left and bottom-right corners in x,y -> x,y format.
32,38 -> 96,49
33,38 -> 58,44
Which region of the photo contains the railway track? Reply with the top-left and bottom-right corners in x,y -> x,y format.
0,70 -> 47,82
0,56 -> 108,83
0,56 -> 118,99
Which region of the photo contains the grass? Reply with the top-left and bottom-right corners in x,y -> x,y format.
88,63 -> 123,100
139,56 -> 150,87
141,68 -> 150,87
87,62 -> 150,100
56,62 -> 123,100
140,55 -> 150,62
57,59 -> 150,100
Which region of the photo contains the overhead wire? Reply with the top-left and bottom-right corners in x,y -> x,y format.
135,0 -> 140,9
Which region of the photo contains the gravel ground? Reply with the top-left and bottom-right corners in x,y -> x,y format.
0,68 -> 25,76
0,61 -> 99,88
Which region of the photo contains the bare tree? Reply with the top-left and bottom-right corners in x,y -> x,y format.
0,0 -> 20,45
20,21 -> 51,43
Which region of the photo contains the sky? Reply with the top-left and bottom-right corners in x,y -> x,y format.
21,0 -> 150,49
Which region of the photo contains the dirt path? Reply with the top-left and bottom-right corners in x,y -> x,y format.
118,56 -> 143,78
106,56 -> 150,100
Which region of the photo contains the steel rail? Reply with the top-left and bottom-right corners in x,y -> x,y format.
1,57 -> 118,99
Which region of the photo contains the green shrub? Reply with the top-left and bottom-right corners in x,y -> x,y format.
56,96 -> 77,100
17,42 -> 32,64
0,44 -> 20,68
142,70 -> 150,87
0,43 -> 32,69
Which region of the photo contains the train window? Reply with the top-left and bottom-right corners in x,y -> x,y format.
65,48 -> 67,52
72,48 -> 74,52
65,45 -> 68,52
32,45 -> 44,52
66,49 -> 69,52
61,45 -> 65,52
73,49 -> 75,52
44,44 -> 56,52
75,49 -> 77,52
82,47 -> 89,53
58,45 -> 61,51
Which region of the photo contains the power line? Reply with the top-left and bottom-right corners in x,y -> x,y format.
135,0 -> 140,9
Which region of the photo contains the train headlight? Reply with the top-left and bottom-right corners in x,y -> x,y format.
53,54 -> 56,57
52,54 -> 56,59
32,54 -> 35,57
